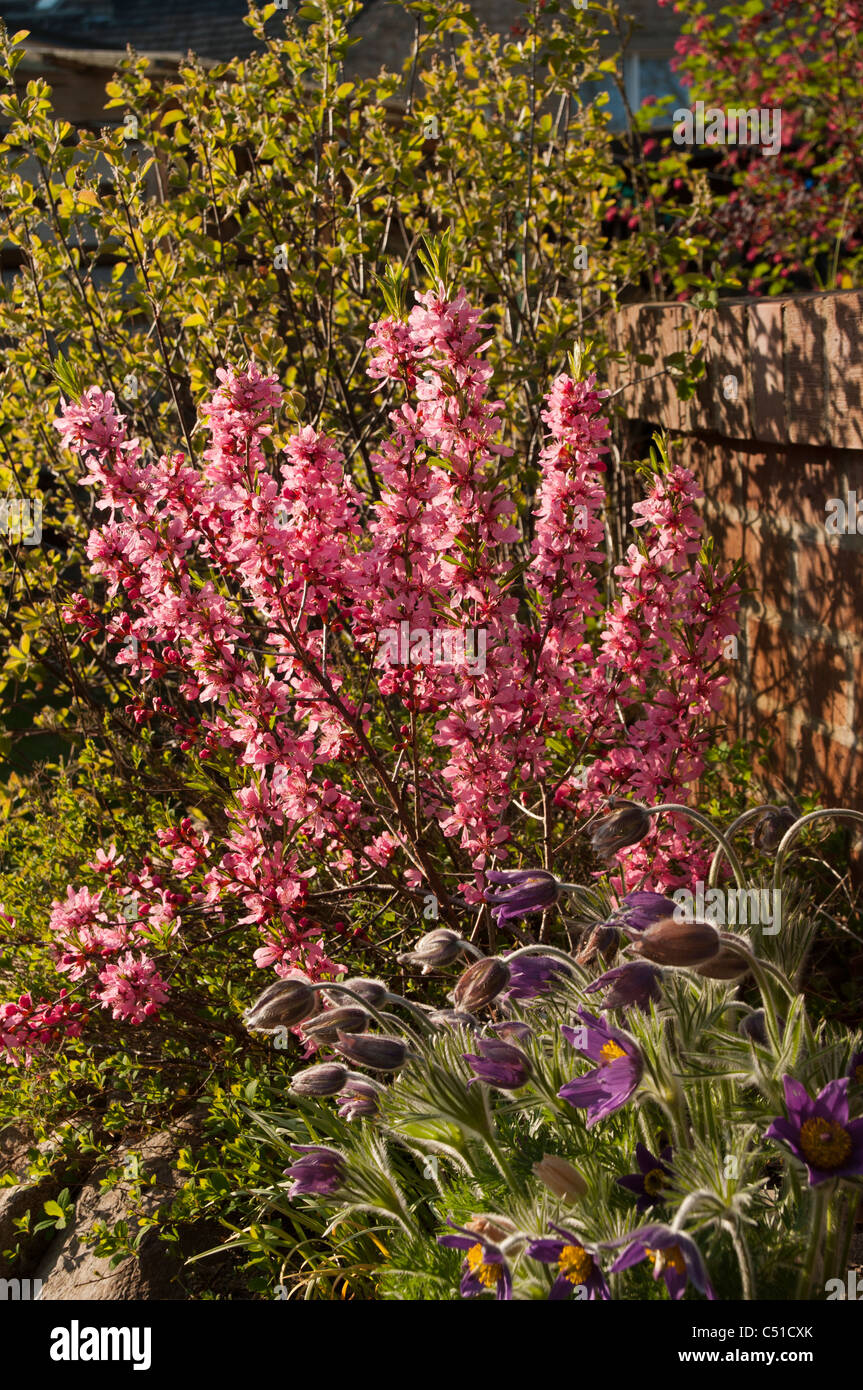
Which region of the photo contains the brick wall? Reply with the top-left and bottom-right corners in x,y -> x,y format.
605,291 -> 863,807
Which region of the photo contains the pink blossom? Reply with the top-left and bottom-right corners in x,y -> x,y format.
95,953 -> 170,1024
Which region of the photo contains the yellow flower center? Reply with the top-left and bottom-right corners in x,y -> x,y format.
645,1243 -> 685,1275
600,1040 -> 626,1064
798,1116 -> 853,1169
558,1243 -> 594,1285
643,1167 -> 667,1197
853,1064 -> 863,1084
466,1243 -> 501,1288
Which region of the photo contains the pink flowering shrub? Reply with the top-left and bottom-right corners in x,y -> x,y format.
0,284 -> 737,1064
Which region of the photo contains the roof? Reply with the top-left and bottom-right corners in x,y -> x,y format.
3,0 -> 282,63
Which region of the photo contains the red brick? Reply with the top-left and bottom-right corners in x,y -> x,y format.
714,520 -> 794,614
784,296 -> 828,446
796,537 -> 863,632
748,301 -> 785,443
797,727 -> 863,805
687,439 -> 740,510
746,616 -> 799,720
709,304 -> 750,439
739,446 -> 845,534
825,292 -> 863,449
793,636 -> 852,729
617,306 -> 662,424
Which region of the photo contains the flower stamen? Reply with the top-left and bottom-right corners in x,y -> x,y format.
798,1116 -> 853,1169
466,1243 -> 502,1288
558,1243 -> 594,1285
643,1167 -> 667,1197
645,1243 -> 685,1275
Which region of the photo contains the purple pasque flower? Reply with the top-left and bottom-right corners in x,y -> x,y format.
503,952 -> 573,1001
559,1008 -> 643,1127
284,1144 -> 346,1197
336,1077 -> 380,1122
484,869 -> 561,926
617,1142 -> 674,1212
437,1221 -> 513,1300
848,1052 -> 863,1086
765,1073 -> 863,1185
464,1037 -> 532,1091
488,1019 -> 533,1043
608,1223 -> 716,1301
613,891 -> 679,935
527,1223 -> 610,1300
584,961 -> 661,1014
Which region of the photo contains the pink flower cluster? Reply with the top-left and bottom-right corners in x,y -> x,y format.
1,284 -> 738,1062
0,990 -> 84,1067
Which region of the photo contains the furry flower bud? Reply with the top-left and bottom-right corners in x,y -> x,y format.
533,1154 -> 588,1203
302,1006 -> 370,1043
290,1062 -> 349,1097
427,1008 -> 480,1031
630,916 -> 720,968
463,1038 -> 532,1090
590,803 -> 652,858
738,1009 -> 784,1045
575,923 -> 620,967
334,1032 -> 411,1071
398,929 -> 466,972
326,977 -> 390,1009
694,936 -> 750,980
452,956 -> 511,1012
244,978 -> 317,1031
753,806 -> 797,852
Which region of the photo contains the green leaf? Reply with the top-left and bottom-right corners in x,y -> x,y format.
51,353 -> 85,400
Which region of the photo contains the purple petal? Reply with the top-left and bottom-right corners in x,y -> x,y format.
548,1274 -> 572,1300
782,1074 -> 812,1121
814,1078 -> 850,1126
635,1142 -> 657,1173
609,1240 -> 647,1274
438,1234 -> 473,1252
527,1239 -> 565,1264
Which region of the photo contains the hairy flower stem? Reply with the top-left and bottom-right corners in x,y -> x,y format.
772,810 -> 863,923
481,1131 -> 520,1190
647,804 -> 747,890
722,1217 -> 756,1300
657,1086 -> 692,1153
707,806 -> 783,888
386,994 -> 442,1035
378,1010 -> 428,1046
671,1190 -> 714,1230
311,984 -> 396,1034
503,944 -> 581,970
529,1072 -> 572,1120
720,941 -> 795,1045
796,1184 -> 830,1300
831,1187 -> 857,1283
